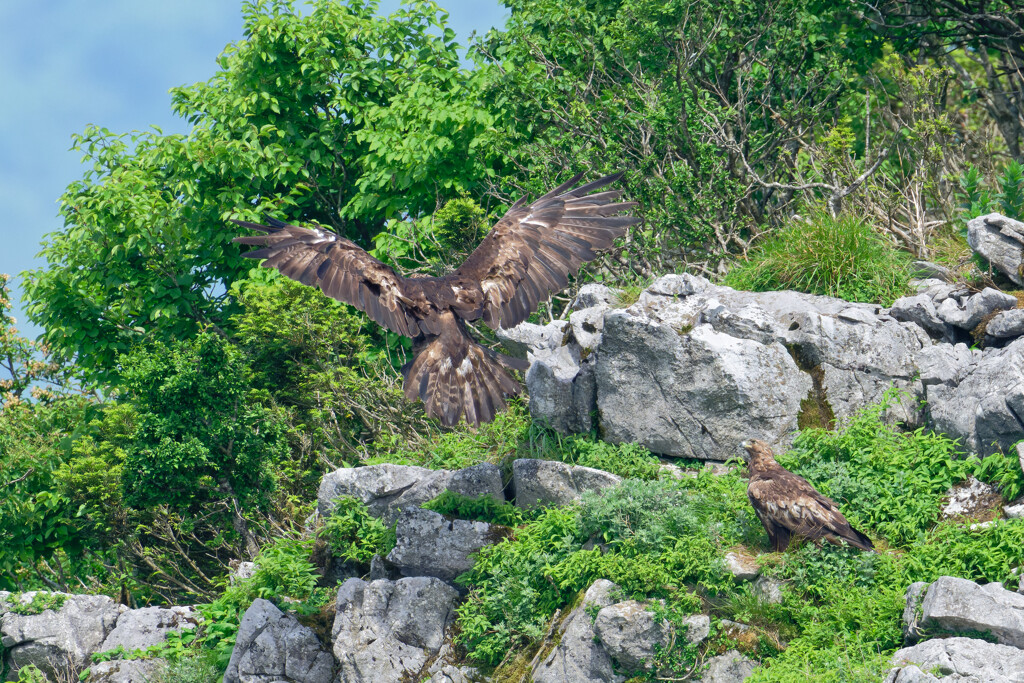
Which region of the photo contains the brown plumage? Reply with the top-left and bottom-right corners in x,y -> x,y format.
742,439 -> 874,552
232,172 -> 640,427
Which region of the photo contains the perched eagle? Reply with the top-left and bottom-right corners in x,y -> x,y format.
232,172 -> 639,427
742,439 -> 874,552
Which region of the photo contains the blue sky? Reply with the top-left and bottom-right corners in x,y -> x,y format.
0,0 -> 507,341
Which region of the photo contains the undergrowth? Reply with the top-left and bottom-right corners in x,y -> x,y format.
451,390 -> 1024,681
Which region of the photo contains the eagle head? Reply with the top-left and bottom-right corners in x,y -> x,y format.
740,439 -> 776,469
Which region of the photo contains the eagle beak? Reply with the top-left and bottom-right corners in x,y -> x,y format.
739,439 -> 755,461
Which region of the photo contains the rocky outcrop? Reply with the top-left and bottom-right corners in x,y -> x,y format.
386,508 -> 508,585
516,273 -> 1024,458
967,213 -> 1024,286
85,659 -> 167,683
333,577 -> 459,682
903,576 -> 1024,648
224,598 -> 334,683
699,650 -> 759,682
1,592 -> 126,680
593,600 -> 672,672
317,462 -> 504,524
98,605 -> 199,652
886,637 -> 1024,682
532,579 -> 622,683
512,459 -> 622,509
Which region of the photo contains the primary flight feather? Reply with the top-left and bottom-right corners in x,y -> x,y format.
232,172 -> 640,427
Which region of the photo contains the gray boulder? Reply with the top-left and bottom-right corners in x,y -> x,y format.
496,320 -> 569,359
967,213 -> 1024,286
223,598 -> 333,683
84,659 -> 167,683
512,459 -> 621,509
386,508 -> 508,584
699,650 -> 758,682
593,601 -> 672,673
526,345 -> 598,434
519,274 -> 928,459
533,579 -> 623,683
682,615 -> 711,645
887,637 -> 1024,682
1,592 -> 126,680
902,576 -> 1024,648
333,577 -> 459,683
935,287 -> 1018,330
724,552 -> 760,582
317,462 -> 504,524
926,338 -> 1024,455
99,606 -> 199,653
597,313 -> 811,460
987,309 -> 1024,339
890,294 -> 949,338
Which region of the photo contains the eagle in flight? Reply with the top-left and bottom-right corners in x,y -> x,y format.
742,439 -> 874,552
232,172 -> 639,427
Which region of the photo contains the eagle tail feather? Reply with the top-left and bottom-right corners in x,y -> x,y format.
403,331 -> 522,428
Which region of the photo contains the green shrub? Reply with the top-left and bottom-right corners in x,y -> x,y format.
319,496 -> 396,564
542,432 -> 663,480
119,332 -> 285,512
781,389 -> 1021,545
423,491 -> 527,527
724,212 -> 914,305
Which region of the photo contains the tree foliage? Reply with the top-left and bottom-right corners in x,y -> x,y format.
23,0 -> 499,385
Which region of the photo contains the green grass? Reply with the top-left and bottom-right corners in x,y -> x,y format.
724,212 -> 915,305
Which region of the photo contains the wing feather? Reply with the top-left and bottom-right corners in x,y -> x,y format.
231,218 -> 426,336
454,173 -> 641,329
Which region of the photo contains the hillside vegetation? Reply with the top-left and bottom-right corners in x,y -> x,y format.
3,0 -> 1024,681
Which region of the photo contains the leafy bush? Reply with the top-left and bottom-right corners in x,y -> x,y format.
423,491 -> 527,528
724,212 -> 914,305
781,389 -> 1022,545
457,472 -> 758,667
319,497 -> 396,564
536,430 -> 663,480
119,332 -> 285,512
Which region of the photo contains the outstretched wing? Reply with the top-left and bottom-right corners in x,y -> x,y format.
455,172 -> 641,329
232,217 -> 427,338
748,472 -> 874,552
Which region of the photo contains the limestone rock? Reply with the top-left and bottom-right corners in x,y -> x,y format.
84,659 -> 167,683
987,309 -> 1024,339
926,337 -> 1024,455
941,476 -> 1001,520
317,462 -> 504,524
935,287 -> 1018,330
593,600 -> 672,672
682,615 -> 711,645
887,637 -> 1024,682
890,294 -> 949,338
496,320 -> 569,359
526,344 -> 598,434
903,576 -> 1024,648
100,606 -> 199,652
911,261 -> 953,282
512,459 -> 621,509
597,313 -> 811,460
724,552 -> 760,582
223,598 -> 333,683
699,650 -> 758,683
967,213 -> 1024,286
1,592 -> 126,680
574,283 -> 621,309
386,508 -> 508,584
532,580 -> 623,683
333,577 -> 459,683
